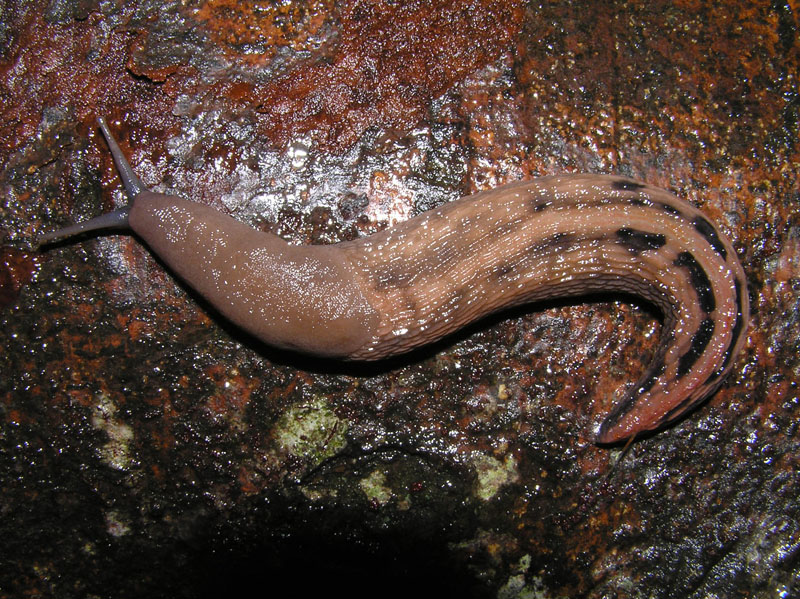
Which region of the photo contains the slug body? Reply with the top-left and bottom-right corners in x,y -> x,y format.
40,120 -> 749,443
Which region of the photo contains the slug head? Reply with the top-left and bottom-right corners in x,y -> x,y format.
37,118 -> 145,247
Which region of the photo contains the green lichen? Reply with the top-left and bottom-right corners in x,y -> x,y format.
359,468 -> 393,506
498,555 -> 568,599
273,397 -> 347,467
104,510 -> 131,538
471,452 -> 519,501
90,393 -> 134,471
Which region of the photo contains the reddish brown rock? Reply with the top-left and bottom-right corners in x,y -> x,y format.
0,1 -> 797,598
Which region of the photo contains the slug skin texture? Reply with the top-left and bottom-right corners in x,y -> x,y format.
41,122 -> 748,444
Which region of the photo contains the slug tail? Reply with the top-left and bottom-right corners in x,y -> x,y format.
38,118 -> 145,247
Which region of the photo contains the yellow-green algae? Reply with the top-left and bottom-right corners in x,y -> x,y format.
272,397 -> 347,467
90,392 -> 134,471
471,452 -> 519,501
359,468 -> 393,506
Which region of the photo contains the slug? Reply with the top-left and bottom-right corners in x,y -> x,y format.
39,119 -> 749,444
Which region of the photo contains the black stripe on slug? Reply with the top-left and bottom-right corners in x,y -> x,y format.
599,361 -> 667,434
619,195 -> 655,208
677,318 -> 715,378
657,202 -> 683,217
530,232 -> 578,255
673,251 -> 716,313
530,199 -> 552,213
615,227 -> 667,254
493,260 -> 517,283
660,393 -> 702,426
612,179 -> 646,192
731,277 -> 747,352
693,216 -> 728,260
712,278 -> 747,378
636,360 -> 667,396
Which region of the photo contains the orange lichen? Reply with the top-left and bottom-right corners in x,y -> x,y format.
216,0 -> 527,151
195,0 -> 334,64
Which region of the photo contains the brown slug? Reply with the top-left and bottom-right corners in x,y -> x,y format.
39,119 -> 749,443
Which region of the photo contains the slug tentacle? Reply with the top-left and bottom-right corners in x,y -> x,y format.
97,117 -> 146,199
37,118 -> 143,246
39,121 -> 749,444
37,205 -> 131,246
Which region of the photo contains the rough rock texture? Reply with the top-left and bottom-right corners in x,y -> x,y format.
1,1 -> 798,597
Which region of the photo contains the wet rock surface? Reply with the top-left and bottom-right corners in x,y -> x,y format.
1,1 -> 798,597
